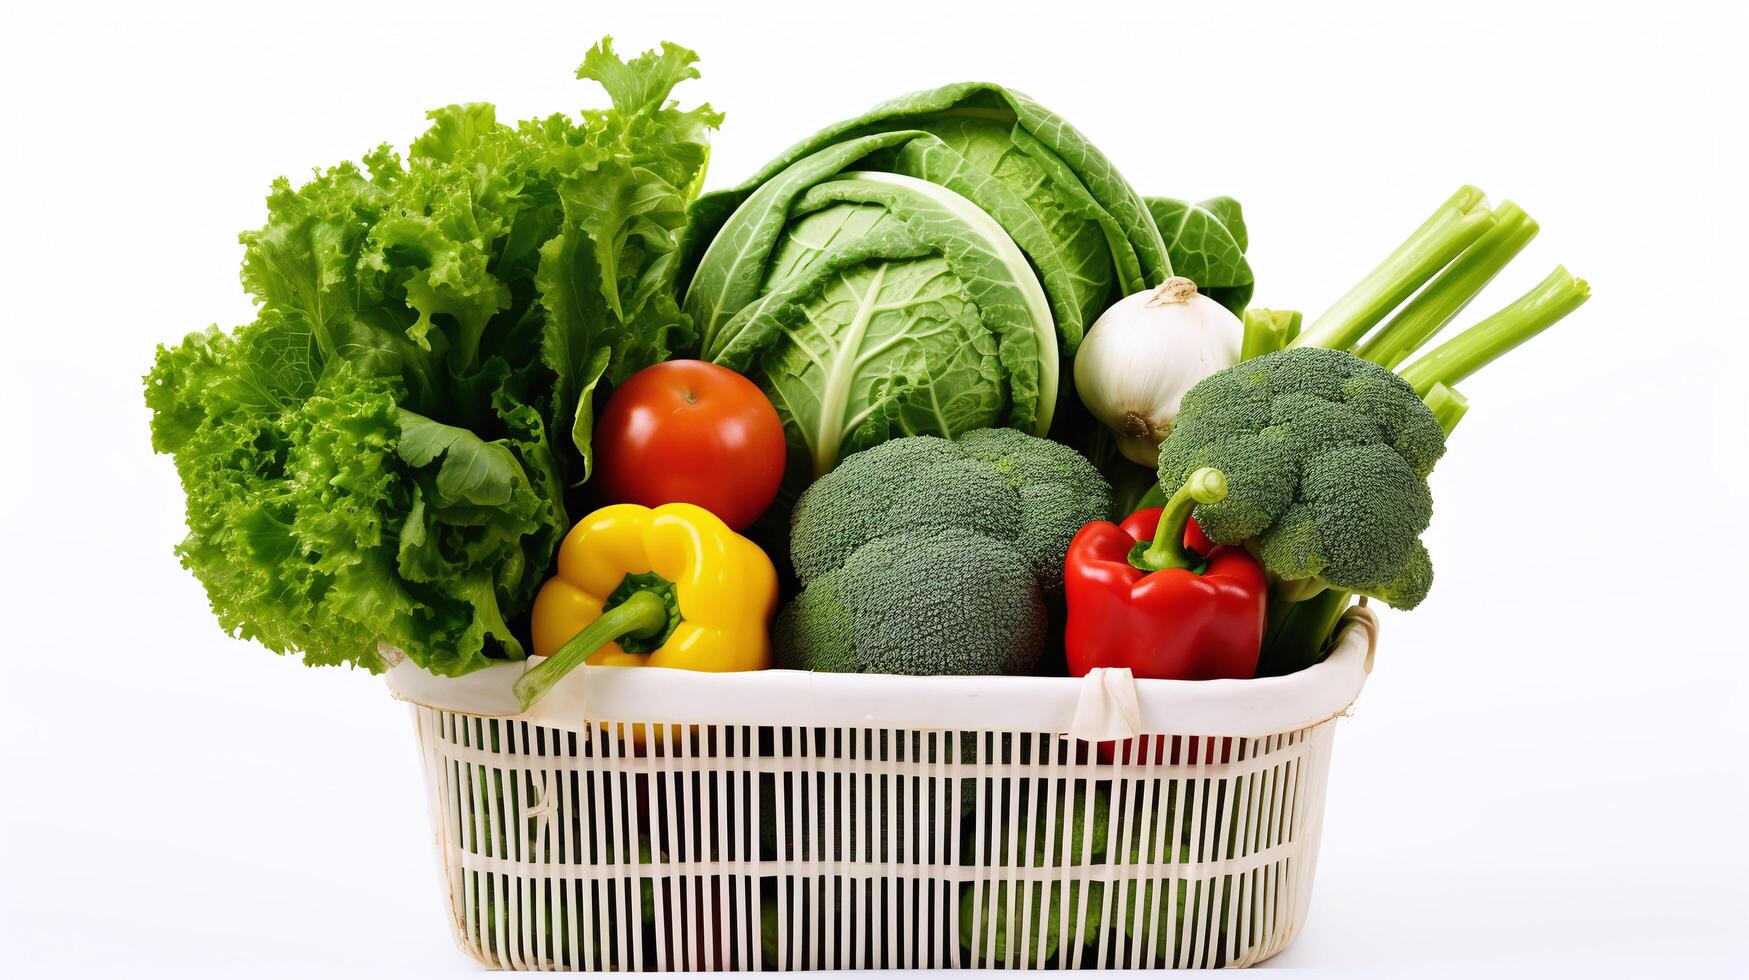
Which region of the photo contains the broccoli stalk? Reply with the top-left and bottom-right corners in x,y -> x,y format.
1133,467 -> 1228,571
1257,587 -> 1354,678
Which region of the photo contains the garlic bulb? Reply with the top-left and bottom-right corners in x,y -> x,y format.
1073,277 -> 1244,466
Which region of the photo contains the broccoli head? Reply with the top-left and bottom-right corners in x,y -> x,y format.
1156,347 -> 1445,609
954,427 -> 1114,589
777,530 -> 1045,675
780,430 -> 1110,675
787,437 -> 1019,584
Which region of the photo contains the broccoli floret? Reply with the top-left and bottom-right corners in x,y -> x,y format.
1267,391 -> 1382,456
788,437 -> 1018,585
778,531 -> 1044,675
1296,444 -> 1432,588
1374,539 -> 1434,609
1157,346 -> 1445,609
772,569 -> 859,673
1339,370 -> 1446,477
847,532 -> 1045,675
779,429 -> 1108,675
956,427 -> 1112,589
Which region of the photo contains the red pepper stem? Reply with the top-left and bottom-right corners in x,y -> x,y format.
1136,467 -> 1229,571
512,590 -> 669,711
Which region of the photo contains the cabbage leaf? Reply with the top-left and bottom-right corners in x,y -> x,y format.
710,170 -> 1054,478
1146,195 -> 1253,315
684,83 -> 1168,356
683,83 -> 1166,482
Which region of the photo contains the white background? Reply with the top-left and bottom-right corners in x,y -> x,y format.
5,0 -> 1746,976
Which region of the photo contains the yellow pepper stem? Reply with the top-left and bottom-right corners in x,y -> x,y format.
513,590 -> 670,711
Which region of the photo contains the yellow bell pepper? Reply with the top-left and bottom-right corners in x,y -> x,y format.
514,502 -> 776,709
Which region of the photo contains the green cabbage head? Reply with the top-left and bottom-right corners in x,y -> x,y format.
682,84 -> 1172,480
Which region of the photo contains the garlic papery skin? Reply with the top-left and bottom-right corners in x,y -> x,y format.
1074,277 -> 1244,466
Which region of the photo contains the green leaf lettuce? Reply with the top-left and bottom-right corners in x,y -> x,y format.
146,38 -> 719,674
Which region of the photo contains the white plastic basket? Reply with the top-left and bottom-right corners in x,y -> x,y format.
385,608 -> 1378,971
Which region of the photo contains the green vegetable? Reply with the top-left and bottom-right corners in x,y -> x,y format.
958,780 -> 1241,968
955,428 -> 1116,590
1292,186 -> 1495,353
757,729 -> 979,897
681,84 -> 1172,480
536,42 -> 724,476
781,529 -> 1045,676
777,430 -> 1109,675
1357,202 -> 1538,370
1103,781 -> 1245,968
960,786 -> 1111,965
1145,196 -> 1254,315
686,84 -> 1169,350
1238,308 -> 1301,362
144,39 -> 719,674
1396,265 -> 1591,396
1158,187 -> 1590,673
704,165 -> 1056,477
760,886 -> 786,966
1258,586 -> 1354,678
1423,381 -> 1470,435
1158,345 -> 1444,609
1108,858 -> 1225,968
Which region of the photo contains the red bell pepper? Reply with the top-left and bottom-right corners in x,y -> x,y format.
1065,468 -> 1267,764
1177,508 -> 1216,557
1063,467 -> 1267,682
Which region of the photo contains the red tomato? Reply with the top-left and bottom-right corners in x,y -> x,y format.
593,361 -> 785,530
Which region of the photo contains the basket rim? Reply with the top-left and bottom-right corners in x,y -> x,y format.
385,608 -> 1376,739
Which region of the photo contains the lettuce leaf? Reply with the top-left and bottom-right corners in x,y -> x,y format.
146,39 -> 717,674
538,38 -> 721,479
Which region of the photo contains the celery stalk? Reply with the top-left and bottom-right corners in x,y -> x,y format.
1358,202 -> 1540,369
1292,186 -> 1494,353
1398,267 -> 1591,396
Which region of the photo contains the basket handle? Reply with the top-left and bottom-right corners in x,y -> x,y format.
1068,667 -> 1141,741
1065,605 -> 1379,742
1340,602 -> 1381,673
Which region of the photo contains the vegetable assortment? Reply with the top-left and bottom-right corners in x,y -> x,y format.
681,82 -> 1172,480
146,37 -> 1588,701
140,37 -> 1595,972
